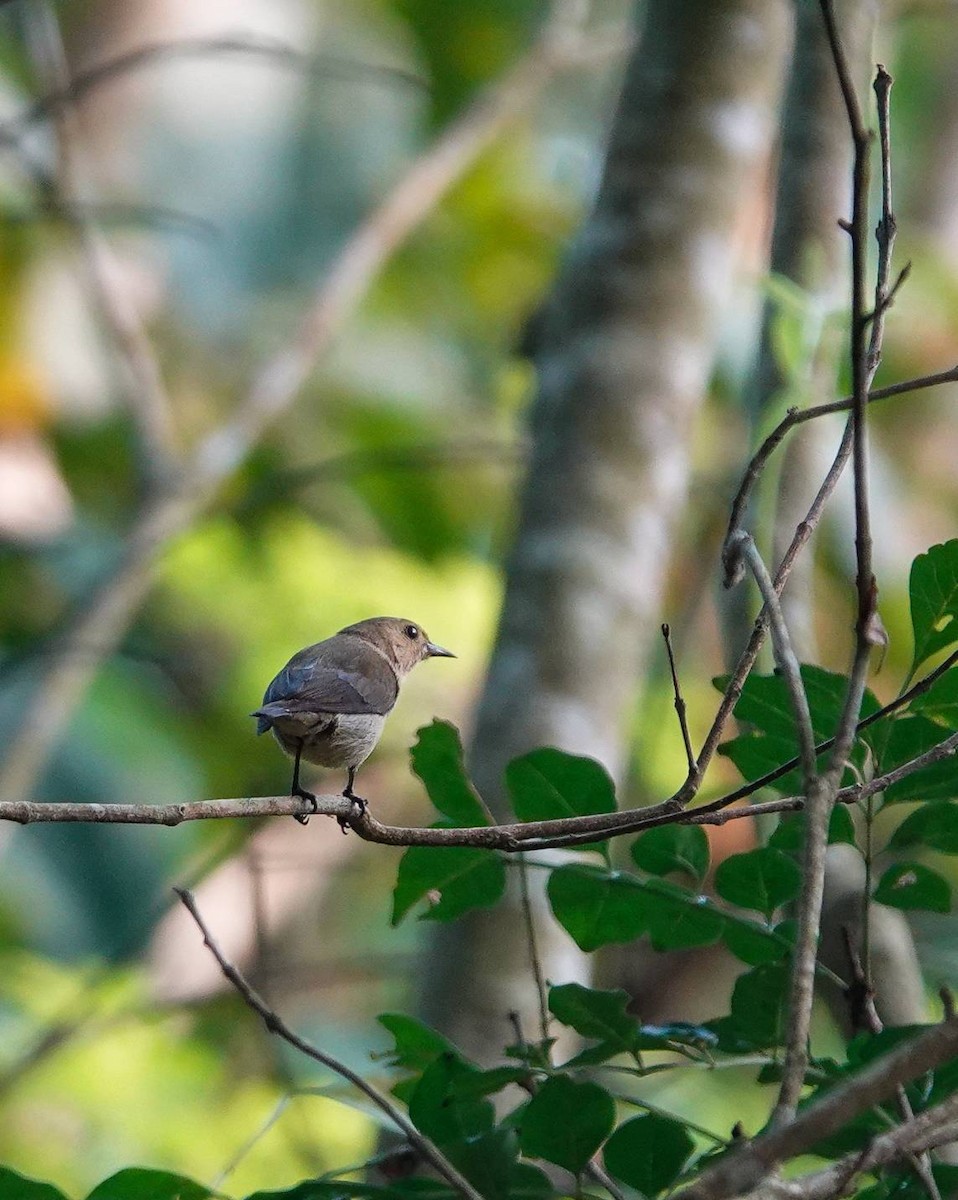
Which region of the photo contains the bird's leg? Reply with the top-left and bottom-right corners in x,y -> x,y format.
338,765 -> 368,833
291,741 -> 317,826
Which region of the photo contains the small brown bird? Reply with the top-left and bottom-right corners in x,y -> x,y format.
252,616 -> 455,825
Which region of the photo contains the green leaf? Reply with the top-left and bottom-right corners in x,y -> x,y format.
548,983 -> 637,1052
0,1167 -> 68,1200
408,1054 -> 494,1144
910,667 -> 958,729
505,749 -> 616,823
889,803 -> 958,853
881,717 -> 958,804
641,877 -> 725,951
714,848 -> 802,920
722,918 -> 790,966
716,666 -> 880,792
86,1171 -> 215,1200
910,540 -> 958,674
768,805 -> 856,851
443,1128 -> 518,1200
727,964 -> 789,1049
244,1184 -> 399,1200
603,1114 -> 695,1195
392,846 -> 506,924
631,825 -> 709,882
377,1013 -> 458,1072
874,862 -> 952,913
519,1076 -> 615,1173
410,721 -> 489,826
504,1163 -> 554,1200
547,865 -> 650,951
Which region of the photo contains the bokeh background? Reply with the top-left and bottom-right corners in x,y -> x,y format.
0,0 -> 957,1193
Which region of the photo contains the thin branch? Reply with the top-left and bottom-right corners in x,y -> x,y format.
662,624 -> 696,778
26,2 -> 179,485
2,728 -> 956,850
0,34 -> 426,142
0,0 -> 604,806
672,1004 -> 958,1200
175,888 -> 485,1200
723,364 -> 958,567
517,857 -> 550,1045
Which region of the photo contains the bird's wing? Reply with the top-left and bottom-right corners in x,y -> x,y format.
259,641 -> 399,717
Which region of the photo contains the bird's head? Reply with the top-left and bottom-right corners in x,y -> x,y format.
339,616 -> 455,678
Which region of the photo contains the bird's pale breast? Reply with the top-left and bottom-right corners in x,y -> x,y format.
269,711 -> 386,770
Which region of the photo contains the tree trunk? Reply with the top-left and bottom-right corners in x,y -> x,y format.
422,0 -> 791,1057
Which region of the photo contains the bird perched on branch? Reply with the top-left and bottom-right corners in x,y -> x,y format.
252,616 -> 455,827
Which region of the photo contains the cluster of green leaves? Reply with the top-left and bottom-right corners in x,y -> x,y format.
6,542 -> 958,1198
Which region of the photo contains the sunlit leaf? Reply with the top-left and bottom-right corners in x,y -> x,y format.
410,720 -> 489,826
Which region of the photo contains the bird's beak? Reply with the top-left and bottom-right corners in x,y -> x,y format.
426,641 -> 456,659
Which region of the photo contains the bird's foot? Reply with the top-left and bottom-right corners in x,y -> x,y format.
338,786 -> 368,834
292,786 -> 318,826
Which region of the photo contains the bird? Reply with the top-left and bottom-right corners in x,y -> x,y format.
252,616 -> 455,827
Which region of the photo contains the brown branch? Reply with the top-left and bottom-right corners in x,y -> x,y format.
662,624 -> 696,778
174,888 -> 484,1200
0,0 -> 605,806
2,727 -> 956,849
673,1005 -> 958,1200
26,2 -> 178,484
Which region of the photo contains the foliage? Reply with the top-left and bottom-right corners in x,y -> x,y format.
9,540 -> 958,1198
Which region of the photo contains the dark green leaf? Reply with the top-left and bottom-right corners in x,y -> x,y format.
910,666 -> 958,729
392,846 -> 506,924
727,964 -> 789,1049
603,1114 -> 694,1195
881,716 -> 958,804
768,805 -> 856,851
245,1184 -> 400,1200
504,1163 -> 554,1200
874,862 -> 951,913
408,1054 -> 494,1144
450,1066 -> 530,1099
506,749 -> 615,823
86,1171 -> 215,1200
0,1168 -> 67,1200
642,877 -> 725,951
519,1076 -> 615,1173
547,865 -> 650,951
716,666 -> 880,792
443,1128 -> 517,1200
721,918 -> 790,965
714,848 -> 801,920
909,540 -> 958,674
548,983 -> 637,1052
631,825 -> 709,882
410,721 -> 489,827
377,1013 -> 458,1072
889,802 -> 958,853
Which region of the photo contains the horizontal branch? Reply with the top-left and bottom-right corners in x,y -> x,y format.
3,726 -> 956,849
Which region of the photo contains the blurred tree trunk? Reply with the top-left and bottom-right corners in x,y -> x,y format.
421,0 -> 791,1058
736,0 -> 929,1036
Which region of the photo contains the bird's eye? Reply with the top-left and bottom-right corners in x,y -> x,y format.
404,624 -> 419,639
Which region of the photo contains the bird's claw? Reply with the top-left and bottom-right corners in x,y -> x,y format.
292,786 -> 318,826
338,788 -> 368,834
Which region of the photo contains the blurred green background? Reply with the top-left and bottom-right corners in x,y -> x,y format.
0,0 -> 957,1194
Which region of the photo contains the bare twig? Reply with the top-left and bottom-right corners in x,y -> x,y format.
516,857 -> 550,1045
0,0 -> 606,806
175,887 -> 484,1200
662,624 -> 696,778
26,2 -> 178,484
